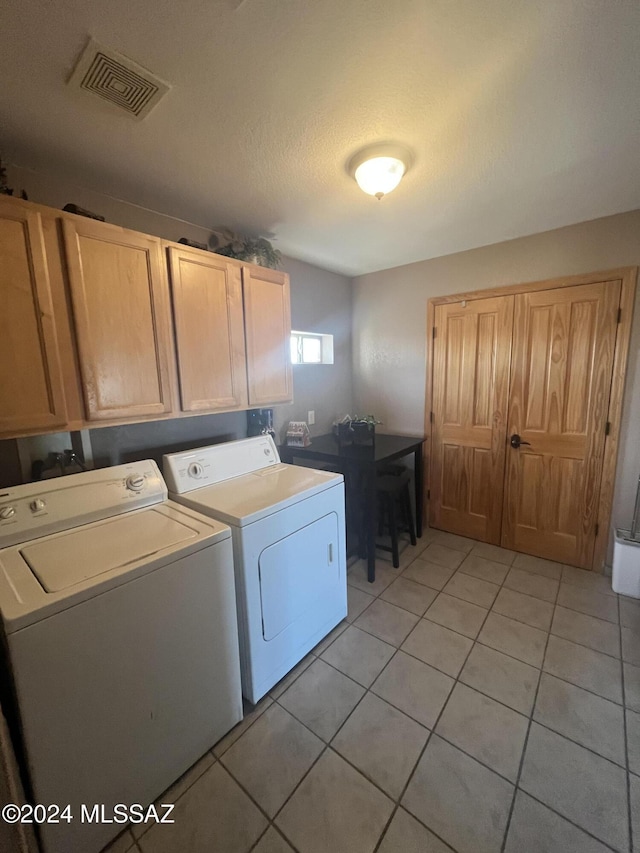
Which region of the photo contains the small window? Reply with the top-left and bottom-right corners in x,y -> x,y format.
290,330 -> 334,365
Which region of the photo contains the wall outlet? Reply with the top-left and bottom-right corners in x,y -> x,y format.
308,410 -> 315,425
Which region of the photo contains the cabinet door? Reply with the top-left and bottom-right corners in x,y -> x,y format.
242,266 -> 292,405
0,198 -> 67,434
167,247 -> 248,411
63,218 -> 174,421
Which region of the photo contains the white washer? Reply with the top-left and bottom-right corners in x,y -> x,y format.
0,461 -> 242,853
164,436 -> 347,704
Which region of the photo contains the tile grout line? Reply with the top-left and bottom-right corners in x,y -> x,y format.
525,713 -> 628,770
125,750 -> 221,846
247,823 -> 298,853
387,531 -> 616,594
372,539 -> 520,853
405,609 -> 621,696
619,593 -> 633,853
247,826 -> 270,853
272,684 -> 624,853
370,649 -> 477,850
246,815 -> 302,853
499,570 -> 625,853
336,651 -> 429,823
223,729 -> 317,853
505,789 -> 622,853
487,646 -> 624,706
355,556 -> 627,706
243,593 -> 433,853
217,757 -> 290,833
296,632 -> 631,792
321,646 -> 449,729
213,700 -> 275,758
215,655 -> 361,847
350,570 -> 626,714
499,561 -> 563,853
135,745 -> 288,853
544,622 -> 621,662
355,548 -> 620,637
346,541 -> 632,815
263,696 -> 376,849
431,543 -> 523,852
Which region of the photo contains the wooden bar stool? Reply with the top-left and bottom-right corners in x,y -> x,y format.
376,469 -> 417,567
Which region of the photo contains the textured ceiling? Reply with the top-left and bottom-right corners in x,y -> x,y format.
1,0 -> 639,275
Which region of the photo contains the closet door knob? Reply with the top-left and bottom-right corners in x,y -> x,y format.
510,434 -> 531,449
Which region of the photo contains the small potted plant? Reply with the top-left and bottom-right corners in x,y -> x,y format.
0,154 -> 27,198
0,156 -> 11,195
350,414 -> 380,445
333,414 -> 381,447
209,228 -> 282,269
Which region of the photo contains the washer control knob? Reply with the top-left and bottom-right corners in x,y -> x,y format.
30,498 -> 46,513
125,474 -> 145,492
0,506 -> 16,520
188,462 -> 203,478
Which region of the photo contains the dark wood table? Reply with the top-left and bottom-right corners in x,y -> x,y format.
280,433 -> 426,582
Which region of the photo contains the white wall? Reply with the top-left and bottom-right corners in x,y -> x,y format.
352,209 -> 640,554
271,256 -> 353,440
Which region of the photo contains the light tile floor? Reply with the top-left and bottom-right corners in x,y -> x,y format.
103,529 -> 640,853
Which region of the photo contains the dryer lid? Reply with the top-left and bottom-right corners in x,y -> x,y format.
20,508 -> 199,592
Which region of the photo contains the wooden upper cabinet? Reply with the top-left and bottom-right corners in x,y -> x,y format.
0,197 -> 67,435
0,196 -> 297,435
62,218 -> 175,421
167,246 -> 248,412
242,266 -> 293,405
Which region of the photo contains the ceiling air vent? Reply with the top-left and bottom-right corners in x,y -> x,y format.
68,38 -> 170,119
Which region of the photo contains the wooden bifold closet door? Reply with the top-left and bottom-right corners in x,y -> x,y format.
502,281 -> 620,567
429,276 -> 624,569
430,296 -> 513,543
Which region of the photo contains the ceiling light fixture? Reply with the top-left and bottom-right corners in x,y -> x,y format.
348,143 -> 413,200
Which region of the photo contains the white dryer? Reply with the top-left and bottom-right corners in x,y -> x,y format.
163,436 -> 347,704
0,461 -> 242,853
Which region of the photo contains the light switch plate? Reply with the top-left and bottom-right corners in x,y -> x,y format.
308,410 -> 315,425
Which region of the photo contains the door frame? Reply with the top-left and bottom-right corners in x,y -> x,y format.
424,266 -> 637,571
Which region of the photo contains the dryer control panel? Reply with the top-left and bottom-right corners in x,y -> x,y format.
164,436 -> 280,494
0,461 -> 166,549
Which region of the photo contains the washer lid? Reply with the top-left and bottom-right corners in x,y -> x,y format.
171,463 -> 343,526
0,501 -> 230,633
21,509 -> 198,592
